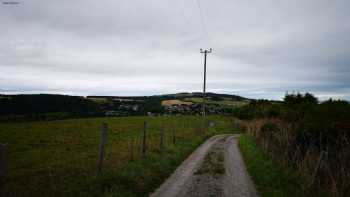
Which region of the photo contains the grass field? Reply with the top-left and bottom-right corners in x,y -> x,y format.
183,97 -> 249,107
87,97 -> 111,104
161,99 -> 193,106
238,134 -> 305,197
0,115 -> 236,197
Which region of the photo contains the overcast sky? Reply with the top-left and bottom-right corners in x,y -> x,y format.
1,0 -> 349,100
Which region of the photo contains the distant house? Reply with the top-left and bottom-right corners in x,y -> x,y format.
113,98 -> 134,102
147,112 -> 156,116
105,111 -> 118,116
132,105 -> 139,111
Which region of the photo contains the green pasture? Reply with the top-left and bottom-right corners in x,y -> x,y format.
0,115 -> 237,197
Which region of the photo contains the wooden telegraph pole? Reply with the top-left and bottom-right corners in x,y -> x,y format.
200,48 -> 212,131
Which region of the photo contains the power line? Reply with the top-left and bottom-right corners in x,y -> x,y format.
194,0 -> 210,40
178,0 -> 193,35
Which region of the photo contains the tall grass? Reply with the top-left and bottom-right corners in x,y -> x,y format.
242,119 -> 350,197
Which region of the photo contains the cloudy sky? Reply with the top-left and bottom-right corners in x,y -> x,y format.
1,0 -> 349,100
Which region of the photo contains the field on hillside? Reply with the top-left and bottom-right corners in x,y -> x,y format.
161,99 -> 193,106
184,97 -> 250,107
87,97 -> 110,104
0,115 -> 237,197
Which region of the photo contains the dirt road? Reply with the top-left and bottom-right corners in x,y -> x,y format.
151,134 -> 259,197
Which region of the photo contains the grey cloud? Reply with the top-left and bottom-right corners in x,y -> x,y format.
0,0 -> 349,100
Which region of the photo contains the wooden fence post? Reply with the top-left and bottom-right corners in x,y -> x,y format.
97,123 -> 108,174
0,144 -> 7,190
142,122 -> 147,158
160,126 -> 165,151
129,138 -> 134,161
172,128 -> 176,144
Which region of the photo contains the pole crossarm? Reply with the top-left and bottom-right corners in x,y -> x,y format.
200,48 -> 212,54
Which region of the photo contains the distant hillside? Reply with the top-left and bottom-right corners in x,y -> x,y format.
0,92 -> 251,121
87,92 -> 250,101
87,92 -> 251,116
163,92 -> 249,101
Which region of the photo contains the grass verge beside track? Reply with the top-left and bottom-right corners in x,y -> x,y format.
238,134 -> 305,197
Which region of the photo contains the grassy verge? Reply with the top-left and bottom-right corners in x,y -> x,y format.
0,115 -> 236,197
238,134 -> 305,197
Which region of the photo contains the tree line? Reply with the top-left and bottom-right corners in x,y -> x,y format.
0,94 -> 102,121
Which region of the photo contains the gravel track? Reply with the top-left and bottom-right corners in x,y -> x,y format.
151,134 -> 259,197
223,136 -> 259,197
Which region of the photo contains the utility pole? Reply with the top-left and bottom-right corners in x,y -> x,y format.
200,48 -> 212,122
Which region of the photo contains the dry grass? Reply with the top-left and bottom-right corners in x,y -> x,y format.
241,119 -> 350,197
